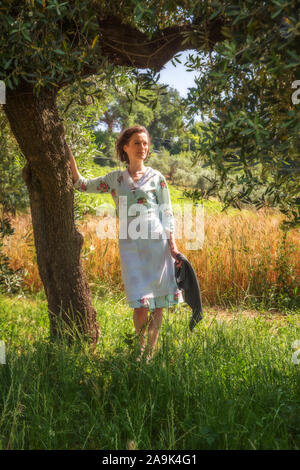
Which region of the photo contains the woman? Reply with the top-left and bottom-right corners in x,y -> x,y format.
68,125 -> 183,363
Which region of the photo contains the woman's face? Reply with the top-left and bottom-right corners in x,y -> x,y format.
123,132 -> 149,165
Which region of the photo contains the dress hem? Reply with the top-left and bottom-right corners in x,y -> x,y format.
127,291 -> 184,310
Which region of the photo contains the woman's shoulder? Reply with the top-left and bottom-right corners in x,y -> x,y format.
105,169 -> 124,180
109,168 -> 124,175
148,167 -> 165,180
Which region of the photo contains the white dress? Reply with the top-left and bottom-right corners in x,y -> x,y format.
74,166 -> 184,311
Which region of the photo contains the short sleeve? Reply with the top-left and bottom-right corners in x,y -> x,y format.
156,173 -> 175,234
73,170 -> 119,195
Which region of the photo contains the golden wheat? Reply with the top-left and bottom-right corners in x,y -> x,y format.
3,208 -> 299,305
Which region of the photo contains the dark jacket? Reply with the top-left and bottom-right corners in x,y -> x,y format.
174,253 -> 203,331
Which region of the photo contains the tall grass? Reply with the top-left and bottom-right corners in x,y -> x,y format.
0,293 -> 299,449
3,207 -> 299,309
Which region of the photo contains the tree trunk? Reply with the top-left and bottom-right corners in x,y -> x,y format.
3,84 -> 99,344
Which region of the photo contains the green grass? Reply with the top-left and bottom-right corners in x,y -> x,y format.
0,291 -> 299,450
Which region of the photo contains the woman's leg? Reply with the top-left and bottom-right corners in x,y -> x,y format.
133,307 -> 149,356
147,307 -> 163,361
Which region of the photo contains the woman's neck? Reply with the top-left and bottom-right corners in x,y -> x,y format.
127,163 -> 146,175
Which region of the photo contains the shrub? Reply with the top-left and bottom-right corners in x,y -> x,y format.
0,215 -> 25,294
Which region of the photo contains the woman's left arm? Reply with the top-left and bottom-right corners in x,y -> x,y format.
168,231 -> 181,261
156,174 -> 181,264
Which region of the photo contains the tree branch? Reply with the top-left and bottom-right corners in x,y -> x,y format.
88,15 -> 226,72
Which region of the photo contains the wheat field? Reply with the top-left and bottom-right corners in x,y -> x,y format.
3,207 -> 299,308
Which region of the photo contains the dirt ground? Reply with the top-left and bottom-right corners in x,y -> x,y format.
202,305 -> 294,322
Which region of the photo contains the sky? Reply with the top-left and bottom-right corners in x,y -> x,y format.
95,50 -> 203,131
157,50 -> 200,98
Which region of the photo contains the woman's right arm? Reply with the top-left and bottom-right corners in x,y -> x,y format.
67,143 -> 80,184
67,143 -> 117,194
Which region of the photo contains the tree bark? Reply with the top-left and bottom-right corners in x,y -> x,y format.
95,16 -> 226,71
3,84 -> 99,344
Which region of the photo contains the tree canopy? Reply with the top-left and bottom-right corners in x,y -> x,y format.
182,1 -> 300,228
2,1 -> 298,228
0,0 -> 224,93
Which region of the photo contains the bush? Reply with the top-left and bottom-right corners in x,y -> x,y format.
0,111 -> 29,213
0,215 -> 25,294
148,150 -> 215,188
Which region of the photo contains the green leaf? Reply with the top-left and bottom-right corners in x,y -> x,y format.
287,50 -> 300,62
136,96 -> 149,103
7,78 -> 13,90
4,58 -> 13,70
12,75 -> 19,86
209,9 -> 222,21
285,62 -> 300,69
232,14 -> 241,26
22,30 -> 31,42
271,8 -> 283,19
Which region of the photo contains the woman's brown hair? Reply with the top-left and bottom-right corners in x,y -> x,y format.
116,126 -> 151,165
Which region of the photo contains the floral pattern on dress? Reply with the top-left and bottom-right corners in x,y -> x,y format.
137,197 -> 147,205
80,182 -> 87,191
97,181 -> 110,192
130,189 -> 151,208
139,296 -> 149,306
160,180 -> 167,189
173,290 -> 180,301
164,208 -> 173,216
128,290 -> 183,310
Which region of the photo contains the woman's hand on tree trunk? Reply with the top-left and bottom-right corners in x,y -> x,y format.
66,143 -> 80,184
